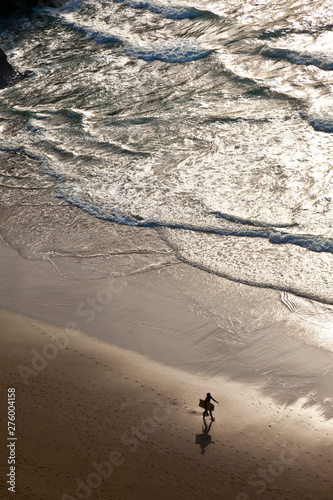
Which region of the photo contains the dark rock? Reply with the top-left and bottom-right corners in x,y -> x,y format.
0,48 -> 31,89
0,48 -> 17,89
0,1 -> 68,17
0,1 -> 39,17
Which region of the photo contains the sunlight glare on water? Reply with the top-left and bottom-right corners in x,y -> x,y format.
0,0 -> 333,309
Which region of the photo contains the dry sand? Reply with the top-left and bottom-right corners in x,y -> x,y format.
1,307 -> 333,500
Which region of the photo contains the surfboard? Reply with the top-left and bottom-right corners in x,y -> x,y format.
199,399 -> 214,411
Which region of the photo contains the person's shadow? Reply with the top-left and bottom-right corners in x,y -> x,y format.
195,417 -> 215,455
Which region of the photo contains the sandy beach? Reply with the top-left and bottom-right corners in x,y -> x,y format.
1,0 -> 333,497
1,309 -> 333,500
1,237 -> 333,499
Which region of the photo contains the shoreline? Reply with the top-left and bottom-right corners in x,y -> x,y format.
1,3 -> 333,496
1,236 -> 333,419
1,238 -> 333,498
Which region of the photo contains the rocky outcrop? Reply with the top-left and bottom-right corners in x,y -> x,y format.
38,0 -> 69,7
0,49 -> 17,88
0,48 -> 30,89
1,2 -> 38,17
0,0 -> 68,17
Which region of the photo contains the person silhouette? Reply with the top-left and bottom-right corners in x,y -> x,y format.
203,392 -> 219,420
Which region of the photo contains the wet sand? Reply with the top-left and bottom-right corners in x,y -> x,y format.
1,209 -> 333,499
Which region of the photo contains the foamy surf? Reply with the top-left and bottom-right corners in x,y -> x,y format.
0,0 -> 333,308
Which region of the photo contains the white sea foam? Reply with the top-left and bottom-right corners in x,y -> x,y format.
54,6 -> 212,61
112,0 -> 207,19
1,0 -> 333,305
124,39 -> 212,62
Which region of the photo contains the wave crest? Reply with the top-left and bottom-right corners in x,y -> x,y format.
261,45 -> 333,71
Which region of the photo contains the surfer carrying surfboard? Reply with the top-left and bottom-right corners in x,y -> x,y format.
203,393 -> 219,421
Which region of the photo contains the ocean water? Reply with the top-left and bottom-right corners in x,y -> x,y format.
1,0 -> 333,315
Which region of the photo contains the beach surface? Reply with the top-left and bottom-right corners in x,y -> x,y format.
1,1 -> 333,497
1,238 -> 333,499
1,308 -> 333,500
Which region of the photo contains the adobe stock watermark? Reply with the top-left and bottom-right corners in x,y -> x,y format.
17,278 -> 125,385
236,438 -> 305,499
61,397 -> 173,499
